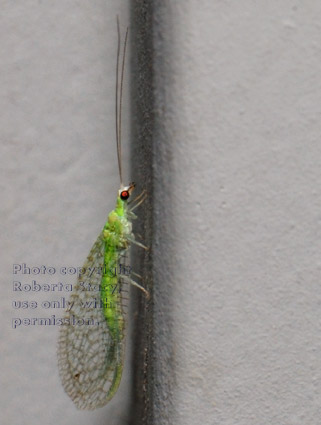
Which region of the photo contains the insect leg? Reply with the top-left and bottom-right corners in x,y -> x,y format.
127,211 -> 137,220
128,189 -> 146,205
129,193 -> 147,212
121,275 -> 149,299
127,236 -> 148,250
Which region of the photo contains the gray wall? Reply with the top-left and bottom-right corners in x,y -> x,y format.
1,1 -> 131,425
150,2 -> 321,424
2,1 -> 321,425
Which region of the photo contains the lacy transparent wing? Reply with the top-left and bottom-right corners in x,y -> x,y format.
57,231 -> 122,410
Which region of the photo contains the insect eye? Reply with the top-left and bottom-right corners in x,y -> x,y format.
120,190 -> 129,200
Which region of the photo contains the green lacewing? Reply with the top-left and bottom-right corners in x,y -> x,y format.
57,18 -> 148,410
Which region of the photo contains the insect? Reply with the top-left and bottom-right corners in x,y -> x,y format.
57,18 -> 148,410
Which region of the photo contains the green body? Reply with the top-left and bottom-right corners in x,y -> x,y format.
100,195 -> 131,398
58,193 -> 134,410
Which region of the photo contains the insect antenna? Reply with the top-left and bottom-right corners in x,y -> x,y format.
115,16 -> 129,186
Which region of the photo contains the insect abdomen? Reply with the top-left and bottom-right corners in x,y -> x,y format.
100,245 -> 125,341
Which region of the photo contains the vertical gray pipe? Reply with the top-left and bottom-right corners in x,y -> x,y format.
130,1 -> 154,424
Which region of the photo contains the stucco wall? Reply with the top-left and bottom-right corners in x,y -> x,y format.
150,2 -> 321,424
